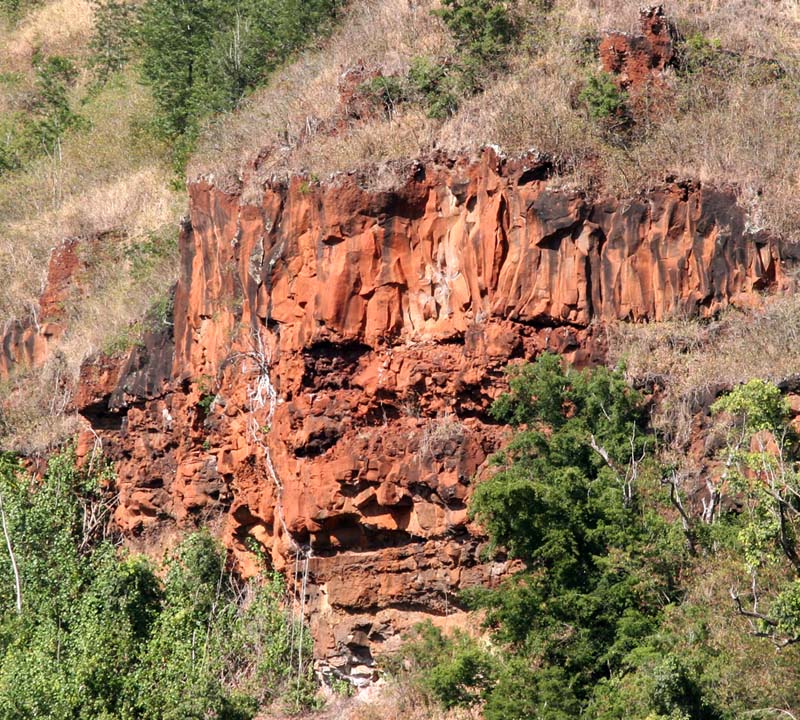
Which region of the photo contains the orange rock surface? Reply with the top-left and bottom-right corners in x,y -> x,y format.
69,148 -> 780,677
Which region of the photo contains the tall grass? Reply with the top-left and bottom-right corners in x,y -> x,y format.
0,6 -> 181,451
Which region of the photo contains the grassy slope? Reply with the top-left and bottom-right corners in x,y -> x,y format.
0,0 -> 182,453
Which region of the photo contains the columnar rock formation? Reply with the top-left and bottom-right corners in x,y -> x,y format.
66,148 -> 780,679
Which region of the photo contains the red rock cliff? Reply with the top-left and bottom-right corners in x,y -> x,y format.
74,148 -> 780,682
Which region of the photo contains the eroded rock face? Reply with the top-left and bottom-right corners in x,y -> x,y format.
74,148 -> 781,678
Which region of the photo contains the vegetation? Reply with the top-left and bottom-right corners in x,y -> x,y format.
608,296 -> 800,449
393,355 -> 800,719
136,0 -> 342,167
0,449 -> 316,719
2,1 -> 800,715
190,0 -> 800,248
578,71 -> 627,122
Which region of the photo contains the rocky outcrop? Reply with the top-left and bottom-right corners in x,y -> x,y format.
0,237 -> 86,378
599,5 -> 678,92
74,147 -> 781,680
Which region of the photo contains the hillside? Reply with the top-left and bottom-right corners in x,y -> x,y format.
1,1 -> 800,719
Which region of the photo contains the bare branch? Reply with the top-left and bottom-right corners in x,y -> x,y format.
0,490 -> 21,614
730,587 -> 778,627
662,471 -> 697,555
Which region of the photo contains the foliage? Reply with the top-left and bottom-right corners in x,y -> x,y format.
196,374 -> 217,414
89,0 -> 140,83
0,0 -> 40,18
0,54 -> 83,173
435,0 -> 516,74
356,75 -> 407,119
711,380 -> 800,645
136,0 -> 341,164
388,621 -> 495,710
0,450 -> 315,719
679,32 -> 724,76
711,378 -> 789,435
423,355 -> 709,716
31,54 -> 83,151
483,661 -> 580,720
404,0 -> 519,119
578,71 -> 628,121
407,57 -> 461,120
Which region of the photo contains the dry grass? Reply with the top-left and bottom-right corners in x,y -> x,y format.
418,412 -> 466,461
608,294 -> 800,447
0,68 -> 182,322
0,356 -> 80,455
192,0 -> 800,242
190,0 -> 452,184
343,677 -> 481,720
2,0 -> 94,70
0,5 -> 182,451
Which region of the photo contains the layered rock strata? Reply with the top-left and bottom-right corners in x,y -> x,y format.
73,148 -> 781,679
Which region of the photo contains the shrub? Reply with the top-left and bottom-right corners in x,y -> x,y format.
0,0 -> 41,18
457,355 -> 693,712
408,57 -> 461,119
578,71 -> 627,121
0,53 -> 83,173
31,54 -> 82,148
404,0 -> 519,120
89,0 -> 139,83
390,621 -> 495,710
357,75 -> 408,119
435,0 -> 516,72
679,32 -> 723,75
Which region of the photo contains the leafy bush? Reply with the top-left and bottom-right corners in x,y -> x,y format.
389,621 -> 495,710
407,57 -> 461,119
0,54 -> 83,173
450,355 -> 692,712
435,0 -> 516,73
679,32 -> 723,75
0,0 -> 41,18
403,0 -> 519,119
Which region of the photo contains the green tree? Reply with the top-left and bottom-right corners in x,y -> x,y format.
467,355 -> 688,713
137,0 -> 223,138
435,0 -> 516,73
579,71 -> 628,121
89,0 -> 140,83
712,380 -> 800,646
136,0 -> 341,165
0,451 -> 315,719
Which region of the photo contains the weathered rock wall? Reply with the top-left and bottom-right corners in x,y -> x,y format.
72,148 -> 781,680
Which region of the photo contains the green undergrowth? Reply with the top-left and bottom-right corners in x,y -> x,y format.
0,449 -> 318,719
